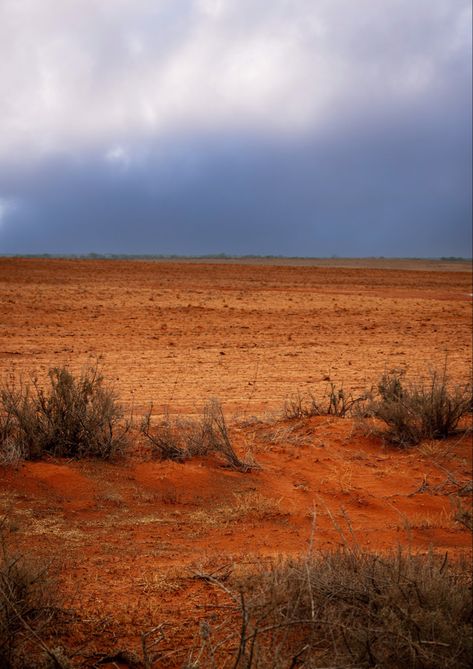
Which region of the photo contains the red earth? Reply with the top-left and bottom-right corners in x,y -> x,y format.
0,257 -> 471,666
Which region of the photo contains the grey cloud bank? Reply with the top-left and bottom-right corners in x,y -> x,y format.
0,0 -> 471,256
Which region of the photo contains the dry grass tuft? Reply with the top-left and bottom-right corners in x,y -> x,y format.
141,399 -> 255,471
189,492 -> 284,527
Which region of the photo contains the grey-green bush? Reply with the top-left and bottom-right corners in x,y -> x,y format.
365,366 -> 472,446
0,363 -> 130,461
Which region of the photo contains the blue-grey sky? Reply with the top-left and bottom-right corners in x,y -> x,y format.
0,0 -> 471,257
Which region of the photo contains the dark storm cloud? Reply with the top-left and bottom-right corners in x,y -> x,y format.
0,0 -> 471,256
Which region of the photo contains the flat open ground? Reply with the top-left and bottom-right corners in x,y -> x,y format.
1,257 -> 471,413
0,257 -> 471,666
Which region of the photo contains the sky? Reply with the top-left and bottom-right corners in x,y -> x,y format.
0,0 -> 471,257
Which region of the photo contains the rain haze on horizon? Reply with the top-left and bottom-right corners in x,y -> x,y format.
0,0 -> 471,257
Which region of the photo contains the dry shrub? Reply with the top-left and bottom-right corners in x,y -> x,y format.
452,494 -> 473,531
361,365 -> 472,447
193,548 -> 472,669
141,408 -> 190,462
0,362 -> 130,461
141,399 -> 254,471
284,383 -> 367,419
0,525 -> 65,668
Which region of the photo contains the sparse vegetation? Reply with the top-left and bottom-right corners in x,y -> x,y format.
141,398 -> 254,471
140,407 -> 190,462
360,365 -> 472,447
284,383 -> 366,419
0,523 -> 66,669
0,362 -> 131,462
1,252 -> 471,668
0,355 -> 471,667
453,497 -> 473,531
1,360 -> 469,463
189,492 -> 284,527
192,548 -> 473,669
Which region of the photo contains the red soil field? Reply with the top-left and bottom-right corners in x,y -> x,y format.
0,257 -> 471,666
1,257 -> 471,414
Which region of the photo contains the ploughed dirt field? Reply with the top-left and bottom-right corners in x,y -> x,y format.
1,257 -> 471,414
0,257 -> 472,667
